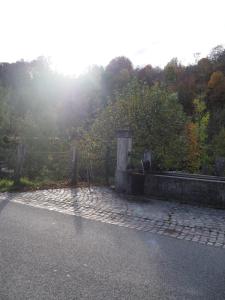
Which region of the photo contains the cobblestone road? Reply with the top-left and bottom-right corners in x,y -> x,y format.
1,187 -> 225,249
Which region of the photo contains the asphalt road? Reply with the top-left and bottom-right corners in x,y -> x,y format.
0,201 -> 225,299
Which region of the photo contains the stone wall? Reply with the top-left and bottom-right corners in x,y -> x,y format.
144,173 -> 225,208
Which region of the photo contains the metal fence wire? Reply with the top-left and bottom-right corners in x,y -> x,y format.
77,150 -> 116,185
23,150 -> 72,181
0,139 -> 117,186
22,138 -> 72,181
0,145 -> 17,178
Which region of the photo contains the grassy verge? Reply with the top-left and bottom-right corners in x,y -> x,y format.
0,178 -> 72,192
0,179 -> 14,192
0,178 -> 40,192
0,178 -> 108,193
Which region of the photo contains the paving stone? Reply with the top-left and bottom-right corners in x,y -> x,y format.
1,186 -> 225,250
207,242 -> 214,246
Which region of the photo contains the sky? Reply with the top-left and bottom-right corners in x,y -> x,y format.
0,0 -> 225,75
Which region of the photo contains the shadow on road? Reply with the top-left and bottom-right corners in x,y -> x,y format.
0,193 -> 17,215
69,188 -> 83,234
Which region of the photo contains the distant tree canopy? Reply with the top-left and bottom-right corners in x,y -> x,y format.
104,56 -> 134,98
1,45 -> 225,179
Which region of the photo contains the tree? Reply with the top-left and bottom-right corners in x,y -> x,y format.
164,58 -> 184,92
207,71 -> 225,105
103,56 -> 133,98
177,70 -> 196,115
192,98 -> 210,171
82,81 -> 187,171
209,45 -> 224,62
185,122 -> 200,172
136,65 -> 162,86
206,71 -> 225,138
212,127 -> 225,158
197,58 -> 212,83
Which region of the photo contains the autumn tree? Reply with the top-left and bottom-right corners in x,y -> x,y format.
206,71 -> 225,138
136,65 -> 162,86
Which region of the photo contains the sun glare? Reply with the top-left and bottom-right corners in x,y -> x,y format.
52,56 -> 87,76
1,0 -> 224,75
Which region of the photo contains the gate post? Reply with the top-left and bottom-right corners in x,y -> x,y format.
115,129 -> 132,192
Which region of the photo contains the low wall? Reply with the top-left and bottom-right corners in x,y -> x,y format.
144,172 -> 225,208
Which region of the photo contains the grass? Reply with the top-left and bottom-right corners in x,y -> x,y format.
19,177 -> 38,188
0,177 -> 73,192
0,177 -> 106,193
0,179 -> 14,192
0,177 -> 39,192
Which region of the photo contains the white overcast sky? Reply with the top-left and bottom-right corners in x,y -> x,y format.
0,0 -> 225,75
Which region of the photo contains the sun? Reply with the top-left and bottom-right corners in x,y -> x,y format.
52,55 -> 88,76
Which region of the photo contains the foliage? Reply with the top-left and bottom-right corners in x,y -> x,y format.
81,81 -> 187,171
207,71 -> 225,106
193,98 -> 210,167
104,56 -> 134,99
164,58 -> 183,90
185,122 -> 200,172
0,178 -> 38,192
19,177 -> 37,188
1,45 -> 225,184
185,98 -> 211,172
0,179 -> 13,192
212,128 -> 225,158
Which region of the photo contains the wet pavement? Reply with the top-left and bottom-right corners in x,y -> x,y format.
1,186 -> 225,248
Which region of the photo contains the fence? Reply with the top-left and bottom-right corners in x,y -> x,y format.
0,138 -> 116,186
0,144 -> 17,178
78,149 -> 116,185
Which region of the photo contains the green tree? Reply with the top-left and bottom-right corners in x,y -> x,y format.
104,56 -> 133,99
212,128 -> 225,158
82,81 -> 187,171
192,98 -> 210,171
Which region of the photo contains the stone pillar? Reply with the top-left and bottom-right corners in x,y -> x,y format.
115,129 -> 132,192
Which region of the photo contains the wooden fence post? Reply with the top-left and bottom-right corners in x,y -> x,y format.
14,143 -> 25,184
105,146 -> 110,185
71,144 -> 78,185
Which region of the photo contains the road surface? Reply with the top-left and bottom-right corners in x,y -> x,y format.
0,201 -> 225,299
